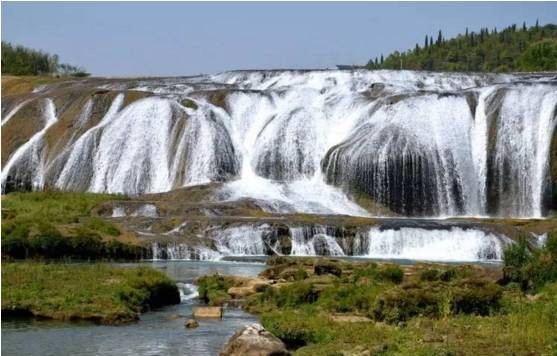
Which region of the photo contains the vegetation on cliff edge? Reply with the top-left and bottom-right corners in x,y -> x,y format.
366,22 -> 557,72
1,192 -> 147,260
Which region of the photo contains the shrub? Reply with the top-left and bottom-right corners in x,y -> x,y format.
379,265 -> 404,284
260,282 -> 319,308
196,274 -> 234,305
70,229 -> 104,259
373,277 -> 503,323
420,269 -> 441,281
450,278 -> 502,315
373,285 -> 441,323
318,284 -> 384,314
314,262 -> 342,277
502,233 -> 557,292
261,308 -> 334,348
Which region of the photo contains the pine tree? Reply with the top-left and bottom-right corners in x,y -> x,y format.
536,19 -> 539,30
523,22 -> 527,31
437,30 -> 443,46
424,35 -> 429,48
380,55 -> 384,64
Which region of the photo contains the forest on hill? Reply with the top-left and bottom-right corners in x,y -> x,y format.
366,22 -> 557,72
1,41 -> 89,77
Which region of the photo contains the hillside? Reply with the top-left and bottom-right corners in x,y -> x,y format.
366,22 -> 557,72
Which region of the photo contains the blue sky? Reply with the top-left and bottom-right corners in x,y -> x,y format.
2,2 -> 556,76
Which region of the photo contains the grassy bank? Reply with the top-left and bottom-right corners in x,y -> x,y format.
1,192 -> 148,260
196,237 -> 557,355
1,262 -> 180,324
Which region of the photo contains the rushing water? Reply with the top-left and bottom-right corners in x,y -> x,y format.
1,261 -> 265,356
2,70 -> 556,218
150,223 -> 513,263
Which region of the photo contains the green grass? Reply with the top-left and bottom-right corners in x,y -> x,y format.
2,191 -> 126,226
1,262 -> 180,324
1,192 -> 143,260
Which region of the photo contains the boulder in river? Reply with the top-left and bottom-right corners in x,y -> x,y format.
185,319 -> 199,328
192,306 -> 223,318
220,323 -> 289,356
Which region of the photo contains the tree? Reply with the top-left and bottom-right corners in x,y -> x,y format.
519,39 -> 557,71
364,23 -> 557,72
1,41 -> 89,77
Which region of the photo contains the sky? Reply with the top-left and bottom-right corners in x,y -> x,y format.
2,2 -> 557,77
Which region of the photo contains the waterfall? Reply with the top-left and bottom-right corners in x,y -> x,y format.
290,226 -> 345,256
2,70 -> 555,218
210,225 -> 268,255
488,85 -> 557,217
149,223 -> 511,262
365,227 -> 510,262
1,99 -> 58,191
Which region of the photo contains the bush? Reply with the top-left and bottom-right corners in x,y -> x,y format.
502,233 -> 557,292
261,308 -> 334,348
259,282 -> 319,308
373,284 -> 441,323
420,269 -> 441,281
373,278 -> 502,323
196,274 -> 234,306
318,284 -> 384,314
380,265 -> 404,284
314,262 -> 342,277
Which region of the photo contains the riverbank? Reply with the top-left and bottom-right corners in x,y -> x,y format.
198,252 -> 557,355
1,262 -> 180,324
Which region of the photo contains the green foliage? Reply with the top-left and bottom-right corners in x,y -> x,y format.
83,217 -> 120,236
519,39 -> 557,71
261,308 -> 335,347
502,232 -> 557,292
1,192 -> 144,260
373,278 -> 502,323
2,41 -> 89,76
258,282 -> 320,308
1,263 -> 180,324
366,23 -> 557,72
318,283 -> 385,314
380,265 -> 404,284
196,274 -> 234,306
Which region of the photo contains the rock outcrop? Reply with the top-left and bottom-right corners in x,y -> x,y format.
220,324 -> 289,356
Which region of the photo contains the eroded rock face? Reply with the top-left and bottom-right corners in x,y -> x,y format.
220,324 -> 289,356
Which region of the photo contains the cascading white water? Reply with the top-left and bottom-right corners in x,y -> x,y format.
490,85 -> 557,217
365,227 -> 510,262
210,225 -> 268,255
1,98 -> 32,127
149,224 -> 510,262
2,70 -> 555,218
1,98 -> 58,191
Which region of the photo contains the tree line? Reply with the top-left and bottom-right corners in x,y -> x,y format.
2,41 -> 90,77
366,21 -> 557,72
